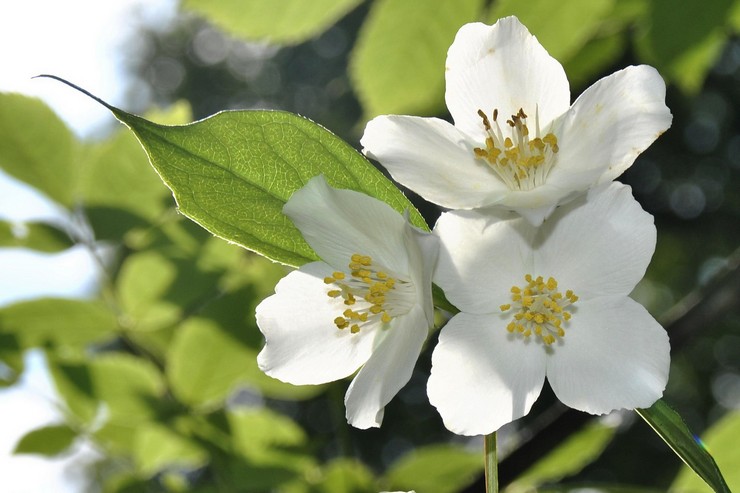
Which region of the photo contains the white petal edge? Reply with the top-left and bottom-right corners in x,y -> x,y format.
256,262 -> 379,385
535,182 -> 656,300
344,304 -> 429,429
551,65 -> 671,186
361,115 -> 511,209
433,208 -> 534,314
284,176 -> 409,275
428,312 -> 547,436
445,18 -> 570,139
547,297 -> 670,414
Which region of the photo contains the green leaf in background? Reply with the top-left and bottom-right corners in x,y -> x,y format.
350,0 -> 484,119
317,458 -> 377,493
133,423 -> 208,477
50,352 -> 164,425
562,31 -> 627,91
488,0 -> 614,62
13,424 -> 77,457
0,93 -> 79,207
635,0 -> 735,93
183,0 -> 361,45
0,298 -> 118,355
0,220 -> 73,252
0,332 -> 23,387
637,399 -> 731,493
383,444 -> 483,493
505,420 -> 618,493
671,410 -> 740,492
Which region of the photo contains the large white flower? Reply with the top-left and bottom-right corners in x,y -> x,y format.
256,176 -> 438,429
427,183 -> 670,436
361,16 -> 672,226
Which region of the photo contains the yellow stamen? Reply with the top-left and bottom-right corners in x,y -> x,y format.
500,274 -> 577,346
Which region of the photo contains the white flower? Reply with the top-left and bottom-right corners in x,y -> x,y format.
256,176 -> 438,429
361,16 -> 672,226
427,183 -> 670,436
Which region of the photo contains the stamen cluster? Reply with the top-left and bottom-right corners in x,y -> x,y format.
324,253 -> 402,334
500,274 -> 578,345
473,108 -> 559,191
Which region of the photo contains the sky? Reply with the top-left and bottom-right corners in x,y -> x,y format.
0,0 -> 177,490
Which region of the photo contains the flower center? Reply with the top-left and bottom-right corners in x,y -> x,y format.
473,108 -> 559,191
500,274 -> 577,345
324,253 -> 415,334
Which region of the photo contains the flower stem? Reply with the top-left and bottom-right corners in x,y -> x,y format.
485,432 -> 499,493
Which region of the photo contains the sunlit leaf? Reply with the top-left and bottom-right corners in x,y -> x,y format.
488,0 -> 614,61
0,93 -> 79,207
635,0 -> 735,93
133,423 -> 208,477
383,444 -> 482,493
350,0 -> 484,119
0,298 -> 118,354
671,410 -> 740,492
505,421 -> 618,493
13,424 -> 77,457
0,221 -> 73,252
184,0 -> 362,45
637,399 -> 731,493
563,31 -> 627,91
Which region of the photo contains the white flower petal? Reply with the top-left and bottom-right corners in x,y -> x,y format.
428,312 -> 547,435
433,209 -> 534,314
554,65 -> 671,183
344,305 -> 429,429
547,297 -> 670,414
256,262 -> 379,385
361,115 -> 509,209
536,183 -> 656,299
403,221 -> 439,325
445,18 -> 570,138
284,176 -> 409,274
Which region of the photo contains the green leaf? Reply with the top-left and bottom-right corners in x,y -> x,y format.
505,421 -> 618,493
488,0 -> 614,62
50,352 -> 164,425
113,108 -> 425,267
318,458 -> 377,493
0,93 -> 80,207
133,423 -> 208,477
13,424 -> 77,457
0,298 -> 118,354
41,77 -> 427,267
637,399 -> 731,493
350,0 -> 484,119
671,410 -> 740,492
383,444 -> 483,493
563,31 -> 627,91
0,221 -> 73,252
183,0 -> 362,45
635,0 -> 735,93
0,332 -> 23,387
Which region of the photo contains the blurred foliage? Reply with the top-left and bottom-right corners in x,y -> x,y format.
1,0 -> 740,492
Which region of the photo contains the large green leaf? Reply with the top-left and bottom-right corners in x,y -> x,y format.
350,0 -> 484,119
0,298 -> 118,354
0,93 -> 79,207
183,0 -> 362,45
671,410 -> 740,492
13,424 -> 77,457
0,221 -> 73,252
637,399 -> 731,493
488,0 -> 614,62
382,444 -> 482,493
505,421 -> 617,493
42,77 -> 427,267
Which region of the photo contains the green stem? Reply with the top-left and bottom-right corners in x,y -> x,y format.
485,432 -> 499,493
